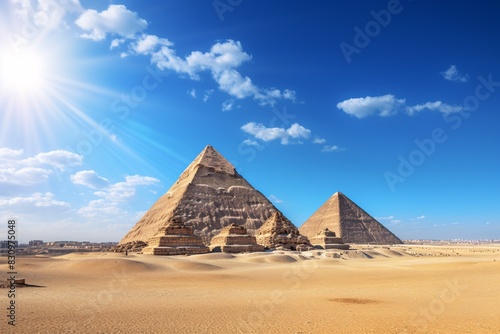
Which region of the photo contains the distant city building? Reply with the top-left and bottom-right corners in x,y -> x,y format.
29,240 -> 44,246
0,240 -> 18,248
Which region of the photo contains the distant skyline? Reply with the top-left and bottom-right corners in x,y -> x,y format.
1,0 -> 499,243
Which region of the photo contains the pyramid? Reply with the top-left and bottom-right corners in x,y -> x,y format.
299,192 -> 402,244
119,145 -> 278,246
142,217 -> 209,255
309,228 -> 349,250
209,224 -> 265,253
255,211 -> 311,251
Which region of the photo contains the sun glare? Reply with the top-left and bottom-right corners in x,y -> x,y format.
0,38 -> 118,152
1,47 -> 48,95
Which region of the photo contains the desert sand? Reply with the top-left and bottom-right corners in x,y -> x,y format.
1,244 -> 499,333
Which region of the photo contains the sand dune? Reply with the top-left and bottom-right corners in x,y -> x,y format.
1,244 -> 499,333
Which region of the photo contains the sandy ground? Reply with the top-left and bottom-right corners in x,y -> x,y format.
1,244 -> 499,334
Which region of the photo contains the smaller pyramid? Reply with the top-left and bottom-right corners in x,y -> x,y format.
300,192 -> 402,244
142,218 -> 209,255
255,211 -> 311,251
209,224 -> 265,253
309,228 -> 349,250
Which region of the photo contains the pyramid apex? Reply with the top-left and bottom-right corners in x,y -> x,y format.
191,145 -> 236,174
330,191 -> 341,199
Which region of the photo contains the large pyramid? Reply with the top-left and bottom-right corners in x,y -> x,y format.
120,145 -> 278,245
299,192 -> 402,244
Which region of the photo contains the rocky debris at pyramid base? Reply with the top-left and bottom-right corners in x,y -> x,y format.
310,228 -> 350,250
209,224 -> 265,253
300,192 -> 402,245
112,241 -> 147,253
142,218 -> 209,256
256,211 -> 312,251
119,145 -> 279,246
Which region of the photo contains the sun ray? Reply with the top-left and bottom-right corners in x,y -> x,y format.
0,31 -> 123,152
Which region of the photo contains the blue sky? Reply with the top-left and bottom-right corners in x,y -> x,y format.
1,0 -> 499,242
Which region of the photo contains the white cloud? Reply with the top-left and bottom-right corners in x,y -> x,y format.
110,38 -> 125,49
282,89 -> 296,102
75,4 -> 147,41
376,216 -> 395,221
0,148 -> 83,189
390,219 -> 401,224
38,0 -> 82,27
313,137 -> 326,144
203,89 -> 214,102
286,123 -> 311,139
93,175 -> 159,202
0,192 -> 70,208
242,139 -> 261,147
406,101 -> 463,115
0,148 -> 24,159
441,65 -> 468,82
22,150 -> 83,171
338,94 -> 463,118
0,167 -> 53,186
222,99 -> 234,111
77,175 -> 159,218
241,123 -> 286,142
131,34 -> 172,54
77,199 -> 124,218
11,0 -> 83,29
130,37 -> 295,106
241,122 -> 311,145
321,145 -> 346,153
71,170 -> 110,189
268,195 -> 283,204
337,94 -> 406,118
125,175 -> 158,186
188,89 -> 197,98
417,215 -> 426,220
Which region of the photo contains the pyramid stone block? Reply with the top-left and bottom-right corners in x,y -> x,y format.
299,192 -> 402,244
209,224 -> 265,253
309,228 -> 350,250
142,218 -> 209,255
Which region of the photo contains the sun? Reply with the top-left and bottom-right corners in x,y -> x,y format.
0,46 -> 49,96
0,33 -> 116,152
